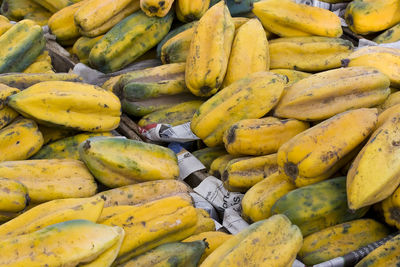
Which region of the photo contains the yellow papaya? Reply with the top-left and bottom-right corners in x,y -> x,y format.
140,0 -> 174,17
176,0 -> 210,22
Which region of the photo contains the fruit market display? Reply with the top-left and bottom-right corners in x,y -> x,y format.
2,0 -> 400,266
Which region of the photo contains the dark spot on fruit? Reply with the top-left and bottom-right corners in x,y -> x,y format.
149,6 -> 159,13
341,59 -> 350,67
284,162 -> 298,179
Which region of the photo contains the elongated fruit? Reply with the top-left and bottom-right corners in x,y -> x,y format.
176,0 -> 210,22
0,219 -> 124,267
269,36 -> 354,72
0,118 -> 43,162
0,159 -> 97,203
241,172 -> 296,223
223,117 -> 309,156
299,219 -> 390,265
274,67 -> 390,121
277,108 -> 377,187
72,35 -> 104,64
79,137 -> 179,188
374,23 -> 400,43
7,81 -> 121,132
0,178 -> 28,213
201,214 -> 303,267
185,1 -> 235,97
0,196 -> 104,238
0,84 -> 19,130
347,113 -> 400,210
253,0 -> 342,37
191,71 -> 287,147
140,0 -> 174,17
382,185 -> 400,229
192,147 -> 226,170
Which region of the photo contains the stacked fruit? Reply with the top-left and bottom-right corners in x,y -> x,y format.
0,0 -> 400,266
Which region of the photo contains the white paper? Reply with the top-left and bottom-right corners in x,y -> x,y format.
190,193 -> 220,221
213,219 -> 223,231
139,122 -> 200,143
292,259 -> 307,267
73,63 -> 104,84
222,206 -> 248,235
177,151 -> 206,180
313,257 -> 345,267
193,176 -> 244,213
358,39 -> 400,49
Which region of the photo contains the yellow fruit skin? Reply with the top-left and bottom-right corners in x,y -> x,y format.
75,0 -> 140,37
161,27 -> 194,64
7,81 -> 121,132
241,172 -> 295,223
1,0 -> 42,20
377,103 -> 400,129
270,69 -> 312,85
96,180 -> 190,208
79,137 -> 179,188
23,50 -> 53,74
355,233 -> 400,267
0,73 -> 82,90
223,117 -> 309,156
183,231 -> 232,263
0,196 -> 104,238
0,159 -> 97,203
274,67 -> 391,121
0,15 -> 11,36
0,84 -> 19,130
192,208 -> 215,235
191,71 -> 287,147
185,1 -> 235,97
299,219 -> 391,265
138,100 -> 203,127
0,118 -> 43,162
120,63 -> 186,99
23,7 -> 52,26
345,0 -> 400,35
140,0 -> 174,17
0,219 -> 124,267
72,35 -> 104,64
269,36 -> 354,72
253,0 -> 342,37
382,186 -> 400,229
278,108 -> 378,187
0,178 -> 29,213
210,154 -> 238,178
344,46 -> 400,88
176,0 -> 210,22
200,214 -> 303,267
31,0 -> 80,13
38,125 -> 76,145
374,23 -> 400,43
380,91 -> 400,110
192,147 -> 226,170
48,1 -> 85,44
101,196 -> 198,265
223,18 -> 269,87
347,113 -> 400,210
222,154 -> 278,193
32,132 -> 114,160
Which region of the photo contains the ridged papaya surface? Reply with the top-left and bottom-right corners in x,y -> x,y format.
270,69 -> 312,85
72,35 -> 104,64
382,185 -> 400,229
0,196 -> 104,238
271,177 -> 370,236
74,0 -> 140,37
89,9 -> 173,73
138,100 -> 203,127
176,0 -> 210,22
355,233 -> 400,266
23,7 -> 52,26
185,1 -> 235,97
0,159 -> 97,203
1,0 -> 43,20
0,15 -> 11,36
38,125 -> 76,145
23,50 -> 53,74
101,196 -> 198,265
374,23 -> 400,43
223,18 -> 269,87
253,0 -> 342,37
0,178 -> 28,213
0,83 -> 19,130
269,36 -> 354,72
7,81 -> 121,132
191,71 -> 287,147
96,180 -> 190,207
192,147 -> 226,170
241,172 -> 296,223
161,27 -> 194,64
0,118 -> 43,162
347,113 -> 400,210
140,0 -> 174,17
0,19 -> 45,74
222,154 -> 279,192
31,0 -> 79,13
201,214 -> 303,267
48,1 -> 85,45
223,117 -> 309,156
0,220 -> 124,267
277,108 -> 377,187
32,132 -> 114,160
299,219 -> 391,265
274,67 -> 390,121
345,0 -> 400,34
0,73 -> 82,90
343,46 -> 400,88
210,154 -> 238,178
79,137 -> 179,188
